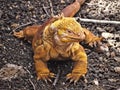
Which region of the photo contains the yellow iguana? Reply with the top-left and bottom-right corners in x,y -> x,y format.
14,0 -> 103,83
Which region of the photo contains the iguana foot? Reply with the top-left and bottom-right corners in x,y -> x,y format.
37,71 -> 55,83
88,37 -> 103,47
13,31 -> 24,38
66,72 -> 84,84
52,13 -> 64,20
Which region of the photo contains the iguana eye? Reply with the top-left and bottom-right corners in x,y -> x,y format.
67,30 -> 72,33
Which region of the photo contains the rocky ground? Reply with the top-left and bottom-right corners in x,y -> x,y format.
0,0 -> 120,90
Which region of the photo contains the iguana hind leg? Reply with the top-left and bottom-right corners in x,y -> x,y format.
14,25 -> 41,42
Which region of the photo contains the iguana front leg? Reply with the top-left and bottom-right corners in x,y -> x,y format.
34,60 -> 55,81
67,43 -> 87,84
82,28 -> 102,47
33,45 -> 55,82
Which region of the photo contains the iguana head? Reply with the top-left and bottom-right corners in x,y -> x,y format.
50,17 -> 85,43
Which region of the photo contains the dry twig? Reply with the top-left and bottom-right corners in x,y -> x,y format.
76,17 -> 120,24
48,0 -> 54,16
29,79 -> 36,90
53,67 -> 61,86
42,4 -> 50,17
13,22 -> 33,32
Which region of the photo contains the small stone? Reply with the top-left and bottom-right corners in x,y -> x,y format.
16,15 -> 20,20
96,27 -> 105,32
114,57 -> 120,62
62,82 -> 65,85
101,32 -> 113,39
108,39 -> 116,47
11,23 -> 19,28
110,51 -> 116,57
99,57 -> 103,61
61,0 -> 65,3
117,48 -> 120,53
28,5 -> 34,10
99,44 -> 109,52
0,63 -> 26,80
106,52 -> 110,57
108,79 -> 117,82
0,44 -> 3,47
114,67 -> 120,73
86,9 -> 90,12
93,79 -> 99,86
115,42 -> 120,47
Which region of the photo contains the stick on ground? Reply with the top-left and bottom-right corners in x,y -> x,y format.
29,79 -> 36,90
76,17 -> 120,24
53,67 -> 61,86
42,4 -> 50,17
48,0 -> 54,16
13,22 -> 33,32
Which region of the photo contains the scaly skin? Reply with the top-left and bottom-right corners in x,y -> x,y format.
13,0 -> 103,83
32,17 -> 88,83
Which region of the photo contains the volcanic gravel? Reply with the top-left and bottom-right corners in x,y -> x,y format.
0,0 -> 120,90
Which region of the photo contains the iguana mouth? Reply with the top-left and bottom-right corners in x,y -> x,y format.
67,35 -> 82,40
64,32 -> 85,41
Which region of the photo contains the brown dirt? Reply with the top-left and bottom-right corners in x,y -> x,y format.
0,0 -> 120,90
